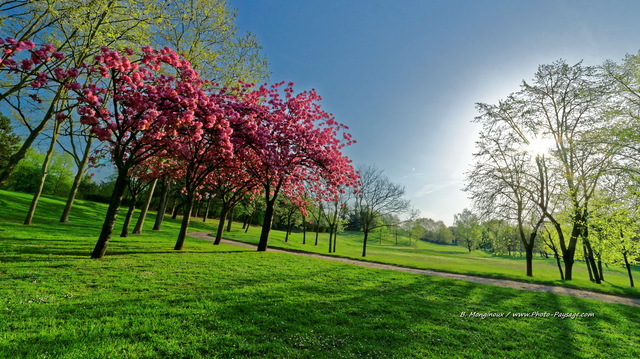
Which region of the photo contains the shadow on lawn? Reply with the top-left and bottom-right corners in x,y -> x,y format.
4,264 -> 630,358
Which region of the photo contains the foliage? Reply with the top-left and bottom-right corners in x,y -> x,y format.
453,209 -> 482,252
0,114 -> 20,170
412,217 -> 454,244
4,147 -> 74,196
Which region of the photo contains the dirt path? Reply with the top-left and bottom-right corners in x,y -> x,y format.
189,231 -> 640,307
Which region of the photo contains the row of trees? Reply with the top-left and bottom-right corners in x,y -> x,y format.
464,56 -> 640,287
0,1 -> 367,258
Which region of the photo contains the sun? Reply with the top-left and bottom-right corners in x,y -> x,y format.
526,135 -> 554,157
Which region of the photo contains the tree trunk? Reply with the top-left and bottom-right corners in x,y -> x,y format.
362,230 -> 369,257
332,227 -> 337,252
120,200 -> 136,237
597,256 -> 604,281
168,197 -> 176,216
555,253 -> 565,280
0,110 -> 55,187
582,234 -> 601,284
202,196 -> 212,222
174,195 -> 194,250
24,119 -> 61,225
328,227 -> 333,253
244,210 -> 253,233
525,244 -> 533,277
547,237 -> 564,280
257,198 -> 276,252
133,178 -> 157,234
242,212 -> 248,229
152,178 -> 170,231
564,260 -> 574,280
214,205 -> 229,245
91,169 -> 129,258
60,136 -> 93,223
623,252 -> 634,287
302,216 -> 307,244
583,246 -> 594,282
314,222 -> 320,246
226,206 -> 234,232
171,202 -> 181,220
194,199 -> 201,218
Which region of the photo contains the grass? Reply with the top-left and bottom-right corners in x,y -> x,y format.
1,189 -> 639,358
223,223 -> 640,298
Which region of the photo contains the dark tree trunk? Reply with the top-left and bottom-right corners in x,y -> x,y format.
328,228 -> 333,253
226,206 -> 234,232
169,197 -> 176,216
314,222 -> 320,246
563,253 -> 575,280
133,178 -> 157,234
525,245 -> 534,277
171,202 -> 182,220
174,195 -> 194,250
584,246 -> 594,282
332,227 -> 337,252
202,196 -> 212,222
362,229 -> 369,257
285,224 -> 290,242
194,199 -> 201,218
120,201 -> 136,237
214,205 -> 229,245
302,216 -> 307,244
91,169 -> 129,258
597,256 -> 604,281
547,236 -> 564,280
60,136 -> 93,223
244,211 -> 253,233
257,198 -> 276,251
582,234 -> 601,284
555,253 -> 565,280
242,212 -> 248,229
623,251 -> 634,287
152,178 -> 170,231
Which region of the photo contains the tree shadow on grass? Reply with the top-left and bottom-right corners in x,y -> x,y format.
2,259 -> 639,358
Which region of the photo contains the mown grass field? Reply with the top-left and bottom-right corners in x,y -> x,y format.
223,221 -> 640,299
1,190 -> 639,358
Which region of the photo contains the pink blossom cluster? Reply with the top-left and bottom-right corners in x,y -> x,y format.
0,38 -> 82,122
1,40 -> 358,218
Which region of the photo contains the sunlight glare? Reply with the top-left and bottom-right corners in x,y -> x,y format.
526,135 -> 554,156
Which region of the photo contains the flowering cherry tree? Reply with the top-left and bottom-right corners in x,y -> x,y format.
166,87 -> 234,251
242,82 -> 359,251
76,45 -> 209,258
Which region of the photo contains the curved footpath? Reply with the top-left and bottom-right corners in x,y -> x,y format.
189,232 -> 640,307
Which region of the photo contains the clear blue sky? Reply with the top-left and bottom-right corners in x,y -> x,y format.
230,0 -> 640,225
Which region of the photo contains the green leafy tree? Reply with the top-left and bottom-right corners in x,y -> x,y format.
152,0 -> 269,86
453,209 -> 482,252
0,115 -> 20,173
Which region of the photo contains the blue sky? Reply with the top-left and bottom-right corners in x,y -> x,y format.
230,0 -> 640,225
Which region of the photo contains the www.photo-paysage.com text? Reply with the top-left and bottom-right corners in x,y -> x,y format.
459,312 -> 595,319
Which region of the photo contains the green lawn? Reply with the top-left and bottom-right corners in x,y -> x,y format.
1,190 -> 639,358
222,221 -> 640,299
